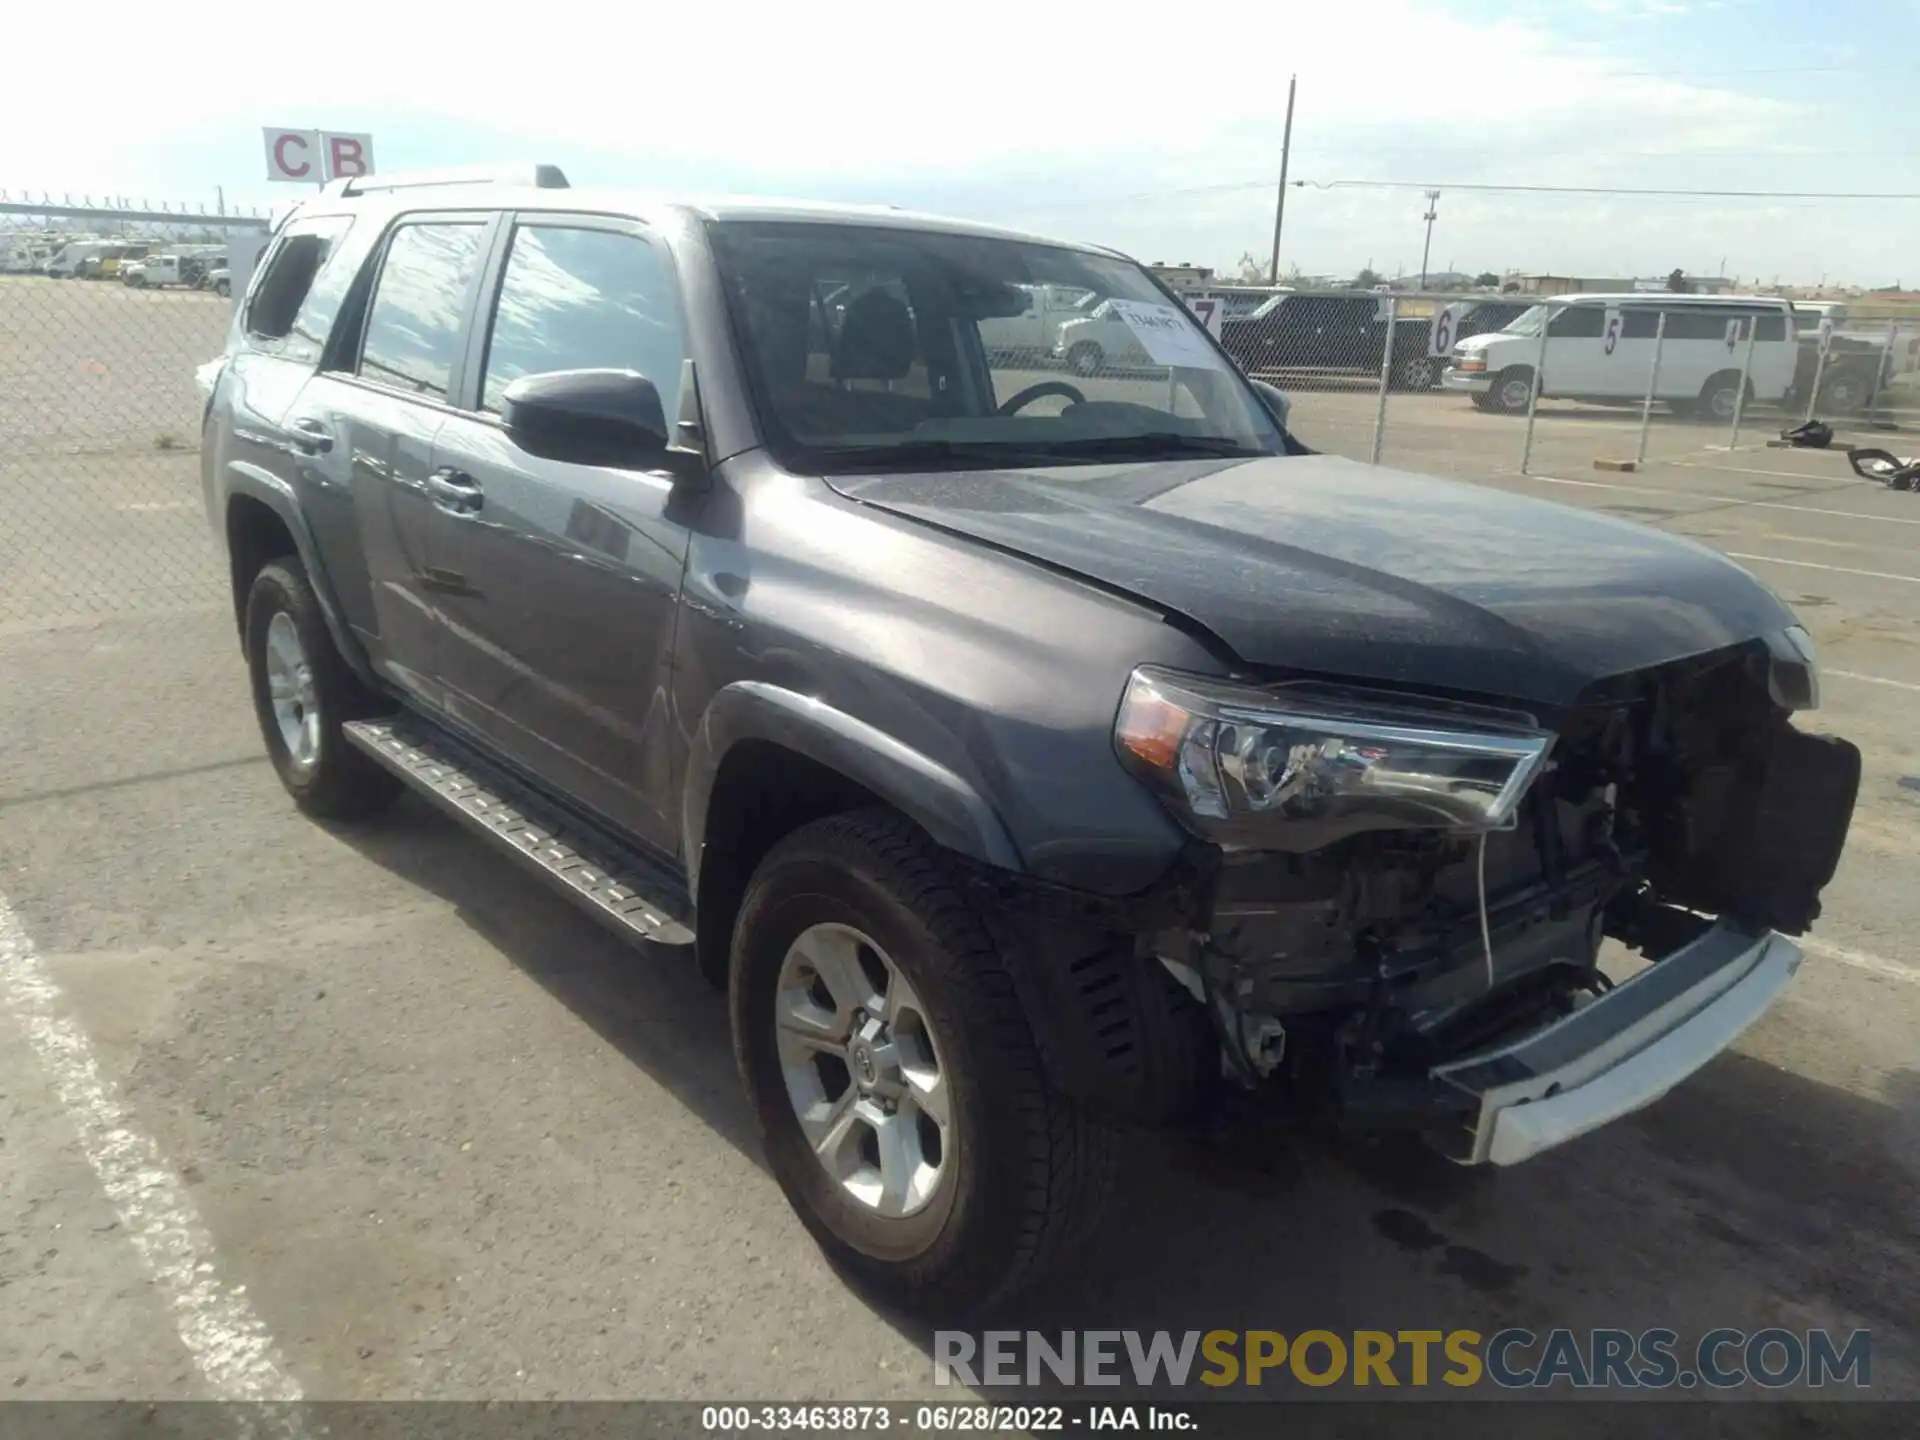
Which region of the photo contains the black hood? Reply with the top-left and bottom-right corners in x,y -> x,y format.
834,453 -> 1796,710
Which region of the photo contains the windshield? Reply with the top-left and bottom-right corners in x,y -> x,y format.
1502,304 -> 1549,336
709,221 -> 1285,472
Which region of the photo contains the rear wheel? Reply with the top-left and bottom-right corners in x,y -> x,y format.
1700,372 -> 1747,423
1824,370 -> 1869,413
1066,341 -> 1104,377
1489,367 -> 1535,414
244,558 -> 400,820
1394,353 -> 1438,391
731,810 -> 1116,1315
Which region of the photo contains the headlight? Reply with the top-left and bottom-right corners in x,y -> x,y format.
1764,624 -> 1819,711
1454,353 -> 1487,372
1114,667 -> 1554,849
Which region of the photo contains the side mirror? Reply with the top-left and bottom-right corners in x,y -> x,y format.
501,368 -> 671,468
1249,378 -> 1292,431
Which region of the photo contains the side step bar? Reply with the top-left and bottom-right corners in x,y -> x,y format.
344,716 -> 696,948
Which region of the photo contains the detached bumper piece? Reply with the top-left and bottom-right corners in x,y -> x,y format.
1429,921 -> 1800,1166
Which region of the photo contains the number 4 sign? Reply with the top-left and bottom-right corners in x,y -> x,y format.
1725,316 -> 1748,351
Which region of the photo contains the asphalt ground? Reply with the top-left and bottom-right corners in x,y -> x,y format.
1,277 -> 1917,1415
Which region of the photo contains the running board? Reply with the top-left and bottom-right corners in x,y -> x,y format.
343,716 -> 696,948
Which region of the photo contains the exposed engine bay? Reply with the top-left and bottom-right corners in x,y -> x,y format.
1145,638 -> 1860,1139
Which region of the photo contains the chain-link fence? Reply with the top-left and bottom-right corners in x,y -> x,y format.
1,199 -> 271,630
8,192 -> 1917,635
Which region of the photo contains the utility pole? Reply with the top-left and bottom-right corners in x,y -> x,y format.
1267,74 -> 1297,286
1419,189 -> 1440,289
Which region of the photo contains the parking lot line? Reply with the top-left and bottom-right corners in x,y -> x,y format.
1669,460 -> 1880,484
1804,935 -> 1920,985
1509,472 -> 1920,527
1829,668 -> 1920,694
0,891 -> 303,1403
1724,552 -> 1920,585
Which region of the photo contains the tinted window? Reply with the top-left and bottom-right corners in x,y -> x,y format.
480,225 -> 686,416
246,216 -> 352,353
1621,309 -> 1663,340
1548,306 -> 1606,338
358,222 -> 488,401
1660,308 -> 1783,342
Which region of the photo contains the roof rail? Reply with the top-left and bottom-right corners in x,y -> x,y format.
330,164 -> 570,198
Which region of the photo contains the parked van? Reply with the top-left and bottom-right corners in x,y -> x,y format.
1444,294 -> 1798,419
45,239 -> 113,278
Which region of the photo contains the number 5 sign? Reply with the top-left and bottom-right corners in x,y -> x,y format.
1603,308 -> 1622,355
1428,303 -> 1460,358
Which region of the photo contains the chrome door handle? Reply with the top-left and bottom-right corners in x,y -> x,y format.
426,468 -> 484,514
290,418 -> 333,454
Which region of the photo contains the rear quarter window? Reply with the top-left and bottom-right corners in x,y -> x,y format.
245,216 -> 355,361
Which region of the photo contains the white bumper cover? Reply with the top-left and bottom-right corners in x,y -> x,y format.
1432,922 -> 1802,1166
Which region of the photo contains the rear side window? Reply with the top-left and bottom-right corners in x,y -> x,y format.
356,222 -> 488,402
246,216 -> 353,358
479,224 -> 686,416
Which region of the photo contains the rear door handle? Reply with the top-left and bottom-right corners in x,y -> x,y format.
290,417 -> 333,454
427,467 -> 484,515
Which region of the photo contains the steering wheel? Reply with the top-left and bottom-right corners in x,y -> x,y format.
996,380 -> 1086,416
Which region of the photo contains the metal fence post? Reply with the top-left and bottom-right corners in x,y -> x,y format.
1866,317 -> 1898,417
1803,328 -> 1827,426
1727,319 -> 1758,449
1369,297 -> 1397,464
1633,310 -> 1668,469
1520,303 -> 1551,475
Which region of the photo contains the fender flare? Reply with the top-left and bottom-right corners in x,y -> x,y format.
681,681 -> 1024,888
221,464 -> 378,686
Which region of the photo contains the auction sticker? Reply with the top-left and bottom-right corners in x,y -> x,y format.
1110,300 -> 1225,369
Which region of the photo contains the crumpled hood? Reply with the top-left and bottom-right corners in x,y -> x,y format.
834,452 -> 1795,710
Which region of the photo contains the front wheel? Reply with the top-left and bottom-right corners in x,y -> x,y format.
1066,341 -> 1104,377
731,810 -> 1116,1315
214,279 -> 230,297
244,558 -> 400,820
1488,366 -> 1536,414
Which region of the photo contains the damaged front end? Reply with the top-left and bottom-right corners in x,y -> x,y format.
1115,631 -> 1860,1164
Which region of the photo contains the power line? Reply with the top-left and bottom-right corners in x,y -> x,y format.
1300,179 -> 1920,200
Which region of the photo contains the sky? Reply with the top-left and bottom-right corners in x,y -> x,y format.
6,0 -> 1919,286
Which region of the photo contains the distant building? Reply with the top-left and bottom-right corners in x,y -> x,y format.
1506,274 -> 1635,296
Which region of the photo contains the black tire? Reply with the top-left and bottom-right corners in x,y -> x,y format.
731,809 -> 1118,1315
1824,371 -> 1868,413
244,558 -> 400,820
1488,366 -> 1535,414
214,279 -> 230,298
1066,341 -> 1103,377
1698,372 -> 1746,424
1393,353 -> 1438,391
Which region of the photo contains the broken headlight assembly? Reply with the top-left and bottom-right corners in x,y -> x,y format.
1114,667 -> 1555,850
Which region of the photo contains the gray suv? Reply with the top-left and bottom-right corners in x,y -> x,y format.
200,165 -> 1858,1314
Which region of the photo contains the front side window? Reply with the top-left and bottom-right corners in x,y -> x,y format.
480,224 -> 687,416
357,221 -> 488,401
710,220 -> 1284,473
1548,306 -> 1606,338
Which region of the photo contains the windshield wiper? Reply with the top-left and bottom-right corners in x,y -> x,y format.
804,432 -> 1274,474
1019,433 -> 1274,461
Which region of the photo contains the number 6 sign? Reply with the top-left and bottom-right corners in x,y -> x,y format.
1429,303 -> 1459,358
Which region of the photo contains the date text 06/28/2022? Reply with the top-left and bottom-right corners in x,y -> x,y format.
932,1327 -> 1872,1391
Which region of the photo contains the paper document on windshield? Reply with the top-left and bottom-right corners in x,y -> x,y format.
1109,300 -> 1225,370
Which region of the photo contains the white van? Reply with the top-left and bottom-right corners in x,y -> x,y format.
44,239 -> 114,279
1443,293 -> 1798,419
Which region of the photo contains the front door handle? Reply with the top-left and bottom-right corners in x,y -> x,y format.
426,467 -> 484,514
290,417 -> 333,454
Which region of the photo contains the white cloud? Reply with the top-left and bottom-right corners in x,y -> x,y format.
1,0 -> 1898,282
